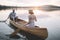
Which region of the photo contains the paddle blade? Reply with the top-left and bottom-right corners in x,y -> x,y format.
0,21 -> 6,22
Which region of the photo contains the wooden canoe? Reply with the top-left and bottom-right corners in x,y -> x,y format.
10,19 -> 48,40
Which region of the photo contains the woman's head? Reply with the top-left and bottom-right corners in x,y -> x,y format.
29,10 -> 34,14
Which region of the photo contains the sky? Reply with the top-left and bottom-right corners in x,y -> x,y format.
0,0 -> 60,6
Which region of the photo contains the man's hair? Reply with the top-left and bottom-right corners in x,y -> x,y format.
13,9 -> 15,12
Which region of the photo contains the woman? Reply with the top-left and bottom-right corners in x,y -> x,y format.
26,10 -> 37,28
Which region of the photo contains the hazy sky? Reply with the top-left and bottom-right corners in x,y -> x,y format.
0,0 -> 60,6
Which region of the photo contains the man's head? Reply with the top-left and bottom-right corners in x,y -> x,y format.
13,9 -> 15,13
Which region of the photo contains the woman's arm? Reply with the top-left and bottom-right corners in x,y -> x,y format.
34,15 -> 37,21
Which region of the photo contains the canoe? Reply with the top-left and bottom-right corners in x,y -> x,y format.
10,19 -> 48,40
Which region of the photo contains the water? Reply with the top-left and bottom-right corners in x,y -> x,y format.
0,9 -> 60,40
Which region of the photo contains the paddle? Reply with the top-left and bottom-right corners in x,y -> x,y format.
0,18 -> 8,22
0,18 -> 9,26
0,20 -> 6,22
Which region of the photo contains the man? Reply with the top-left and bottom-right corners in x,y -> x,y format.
7,9 -> 16,21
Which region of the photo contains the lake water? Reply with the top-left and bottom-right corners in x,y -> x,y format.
0,9 -> 60,40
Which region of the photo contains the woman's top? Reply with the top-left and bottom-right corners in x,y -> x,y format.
27,14 -> 36,28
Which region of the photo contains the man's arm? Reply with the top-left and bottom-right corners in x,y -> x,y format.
6,13 -> 11,21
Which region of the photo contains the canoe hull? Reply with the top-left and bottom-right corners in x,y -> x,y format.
9,20 -> 48,40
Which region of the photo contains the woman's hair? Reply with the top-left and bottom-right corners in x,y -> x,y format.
29,10 -> 34,14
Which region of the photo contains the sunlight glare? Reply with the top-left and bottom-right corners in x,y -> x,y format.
33,10 -> 42,15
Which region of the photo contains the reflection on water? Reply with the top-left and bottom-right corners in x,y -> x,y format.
0,9 -> 60,40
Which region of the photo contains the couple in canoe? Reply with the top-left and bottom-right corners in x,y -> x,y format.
8,9 -> 37,28
7,9 -> 38,38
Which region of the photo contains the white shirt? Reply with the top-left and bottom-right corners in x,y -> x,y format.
9,12 -> 16,19
27,14 -> 36,28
